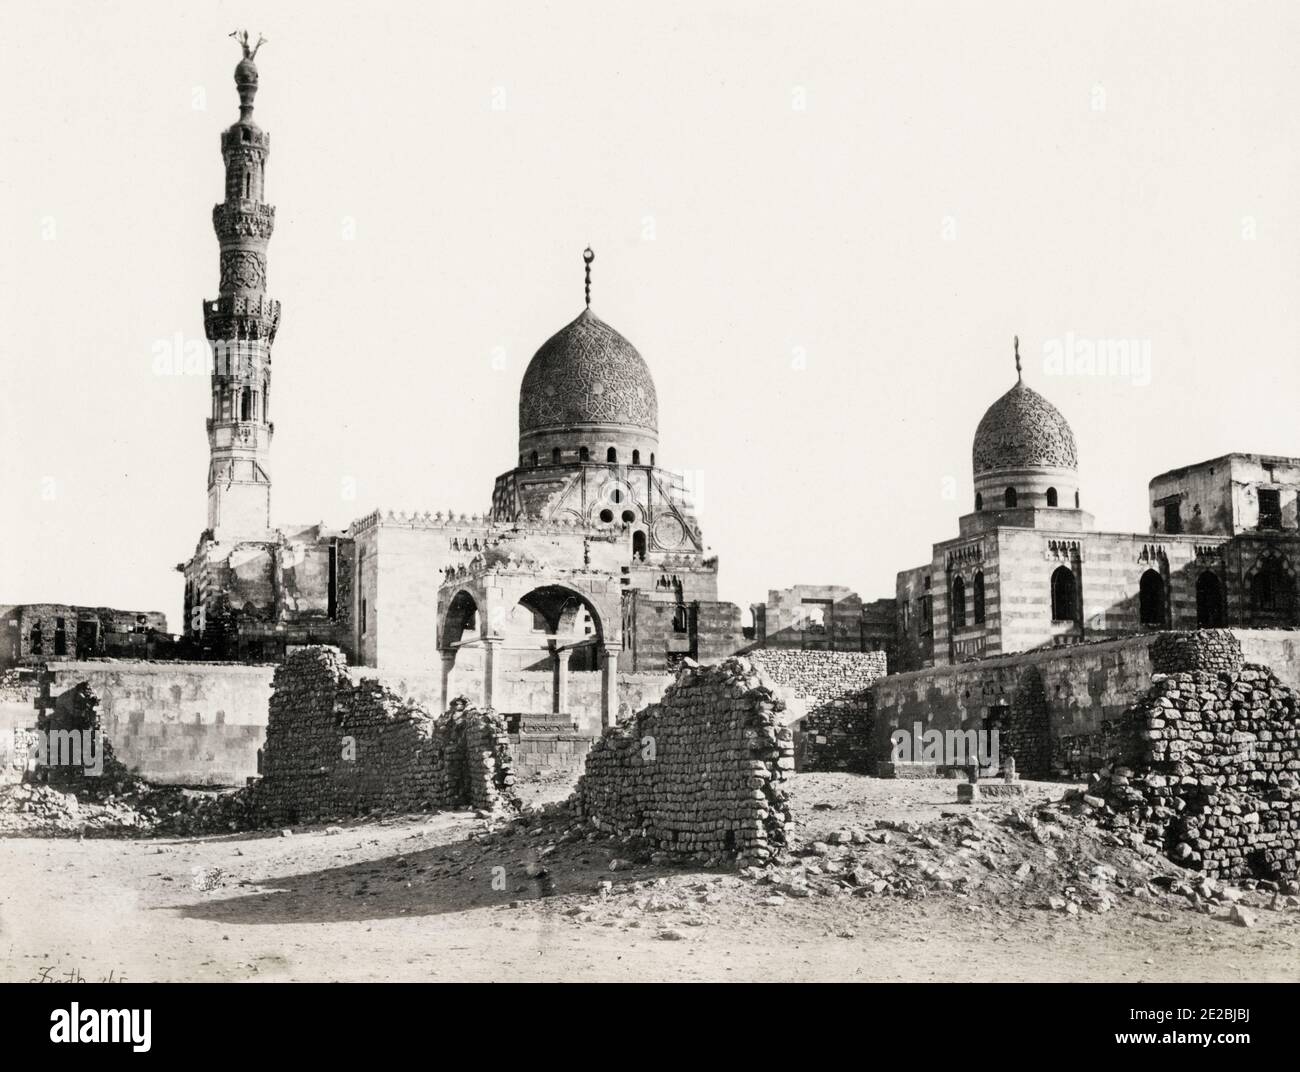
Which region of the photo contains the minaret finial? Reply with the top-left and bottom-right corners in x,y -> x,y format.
228,30 -> 267,121
583,247 -> 594,308
1014,335 -> 1022,382
230,29 -> 267,60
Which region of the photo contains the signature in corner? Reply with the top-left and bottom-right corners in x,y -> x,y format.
28,965 -> 128,983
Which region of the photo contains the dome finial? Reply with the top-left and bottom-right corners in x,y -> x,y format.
1014,335 -> 1022,382
583,247 -> 594,308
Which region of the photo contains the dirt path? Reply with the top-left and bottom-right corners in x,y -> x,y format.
2,775 -> 1297,982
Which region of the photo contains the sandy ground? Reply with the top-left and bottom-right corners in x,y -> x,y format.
1,774 -> 1297,982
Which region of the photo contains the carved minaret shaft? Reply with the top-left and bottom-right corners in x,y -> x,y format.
203,36 -> 279,536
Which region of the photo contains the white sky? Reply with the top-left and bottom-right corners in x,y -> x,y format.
3,0 -> 1300,631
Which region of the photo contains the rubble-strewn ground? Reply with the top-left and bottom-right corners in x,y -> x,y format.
1,773 -> 1297,982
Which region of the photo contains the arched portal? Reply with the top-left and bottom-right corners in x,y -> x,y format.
442,589 -> 480,647
1138,569 -> 1164,627
1196,570 -> 1225,627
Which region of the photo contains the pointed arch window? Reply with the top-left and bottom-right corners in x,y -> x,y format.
1004,487 -> 1017,508
1050,565 -> 1077,622
973,571 -> 986,624
951,575 -> 967,629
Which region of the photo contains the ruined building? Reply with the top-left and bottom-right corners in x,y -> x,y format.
896,340 -> 1300,670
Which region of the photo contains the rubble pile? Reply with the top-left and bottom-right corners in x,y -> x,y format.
576,657 -> 795,864
0,780 -> 253,838
255,647 -> 518,826
1065,633 -> 1300,881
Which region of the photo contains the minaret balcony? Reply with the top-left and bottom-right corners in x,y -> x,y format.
213,202 -> 276,242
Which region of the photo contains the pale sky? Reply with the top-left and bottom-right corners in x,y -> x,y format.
3,0 -> 1299,630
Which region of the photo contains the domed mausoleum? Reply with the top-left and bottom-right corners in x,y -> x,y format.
970,343 -> 1080,514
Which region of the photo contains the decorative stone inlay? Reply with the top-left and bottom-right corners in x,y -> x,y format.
220,250 -> 266,292
972,381 -> 1077,474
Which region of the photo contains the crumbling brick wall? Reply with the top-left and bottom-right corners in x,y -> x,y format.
255,647 -> 517,825
1090,632 -> 1300,880
1150,629 -> 1244,676
575,657 -> 794,864
749,650 -> 887,772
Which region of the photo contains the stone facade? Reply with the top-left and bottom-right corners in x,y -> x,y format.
575,657 -> 794,863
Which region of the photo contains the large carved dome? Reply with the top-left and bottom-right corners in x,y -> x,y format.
972,380 -> 1077,474
519,308 -> 658,437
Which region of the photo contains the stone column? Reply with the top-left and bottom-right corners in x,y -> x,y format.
482,636 -> 503,711
439,650 -> 456,713
551,643 -> 569,715
600,643 -> 620,729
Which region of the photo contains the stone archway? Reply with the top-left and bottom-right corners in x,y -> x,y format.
1196,570 -> 1225,627
436,565 -> 624,729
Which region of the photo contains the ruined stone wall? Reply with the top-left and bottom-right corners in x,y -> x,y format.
575,657 -> 794,863
0,669 -> 37,784
749,650 -> 887,772
255,647 -> 516,825
1089,652 -> 1300,881
48,661 -> 273,786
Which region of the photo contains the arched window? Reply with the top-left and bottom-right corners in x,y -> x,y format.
1050,565 -> 1076,622
551,447 -> 561,463
632,450 -> 641,465
950,575 -> 967,629
29,624 -> 43,655
579,447 -> 589,463
244,171 -> 251,198
632,531 -> 647,560
973,571 -> 986,624
240,387 -> 251,421
1005,487 -> 1017,508
1075,490 -> 1080,508
650,453 -> 655,466
1046,487 -> 1058,507
975,492 -> 983,512
1250,558 -> 1295,614
607,447 -> 617,463
530,451 -> 538,467
1196,571 -> 1225,627
1138,569 -> 1164,626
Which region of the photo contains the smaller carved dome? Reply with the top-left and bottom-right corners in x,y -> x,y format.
972,380 -> 1077,475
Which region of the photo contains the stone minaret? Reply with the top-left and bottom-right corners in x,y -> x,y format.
202,34 -> 279,536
